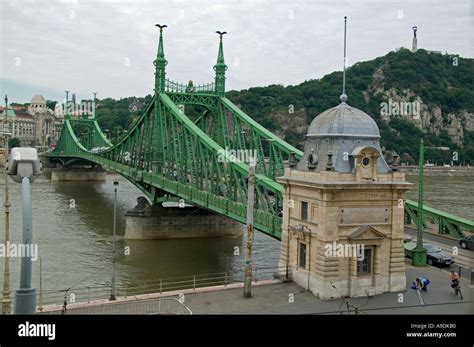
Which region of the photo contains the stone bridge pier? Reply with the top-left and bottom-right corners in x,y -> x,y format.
40,154 -> 107,181
50,165 -> 106,181
124,197 -> 244,239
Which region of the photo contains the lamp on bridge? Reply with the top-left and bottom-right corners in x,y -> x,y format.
412,139 -> 450,266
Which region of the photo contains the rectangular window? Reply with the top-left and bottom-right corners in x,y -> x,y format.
299,242 -> 307,269
301,201 -> 308,221
357,248 -> 372,274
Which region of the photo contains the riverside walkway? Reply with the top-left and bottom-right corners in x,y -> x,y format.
40,260 -> 473,315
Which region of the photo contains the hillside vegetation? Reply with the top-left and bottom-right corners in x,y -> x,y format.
89,48 -> 474,164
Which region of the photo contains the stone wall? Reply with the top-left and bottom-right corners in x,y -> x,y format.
125,204 -> 244,240
51,169 -> 106,181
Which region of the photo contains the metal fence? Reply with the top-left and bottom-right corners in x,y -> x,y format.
40,297 -> 192,315
34,266 -> 290,313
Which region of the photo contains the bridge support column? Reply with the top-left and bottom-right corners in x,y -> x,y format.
124,197 -> 244,239
51,165 -> 106,181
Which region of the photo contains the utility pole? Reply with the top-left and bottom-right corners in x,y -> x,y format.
110,181 -> 119,301
2,94 -> 12,314
412,140 -> 450,266
412,139 -> 427,266
243,164 -> 256,298
39,258 -> 43,312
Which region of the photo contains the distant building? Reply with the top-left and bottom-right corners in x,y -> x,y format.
128,99 -> 144,112
0,94 -> 64,150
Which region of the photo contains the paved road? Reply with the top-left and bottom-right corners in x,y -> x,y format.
404,227 -> 473,270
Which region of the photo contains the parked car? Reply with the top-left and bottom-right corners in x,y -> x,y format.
423,243 -> 454,266
404,242 -> 454,266
459,235 -> 474,250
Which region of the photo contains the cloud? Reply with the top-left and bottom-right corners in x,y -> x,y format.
0,0 -> 472,103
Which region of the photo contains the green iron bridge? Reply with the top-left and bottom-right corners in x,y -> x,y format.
46,27 -> 473,240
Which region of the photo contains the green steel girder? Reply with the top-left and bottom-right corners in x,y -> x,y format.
219,97 -> 302,180
167,93 -> 219,112
48,93 -> 284,239
405,199 -> 472,238
46,28 -> 474,243
165,79 -> 215,94
49,95 -> 474,241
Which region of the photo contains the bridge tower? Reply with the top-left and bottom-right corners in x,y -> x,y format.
214,31 -> 228,96
154,24 -> 168,93
47,25 -> 303,240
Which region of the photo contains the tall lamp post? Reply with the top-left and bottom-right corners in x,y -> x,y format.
243,164 -> 256,298
110,180 -> 119,301
7,147 -> 42,314
412,139 -> 449,266
1,97 -> 12,314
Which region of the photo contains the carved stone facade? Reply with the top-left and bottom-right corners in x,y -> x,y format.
0,95 -> 63,149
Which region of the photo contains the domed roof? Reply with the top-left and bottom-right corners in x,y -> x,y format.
307,102 -> 380,138
296,99 -> 390,173
30,95 -> 46,105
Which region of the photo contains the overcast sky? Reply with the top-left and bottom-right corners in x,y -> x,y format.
0,0 -> 472,103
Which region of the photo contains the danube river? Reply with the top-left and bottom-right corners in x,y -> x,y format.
0,173 -> 472,305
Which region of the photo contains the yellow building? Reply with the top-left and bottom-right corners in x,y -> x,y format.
277,94 -> 412,299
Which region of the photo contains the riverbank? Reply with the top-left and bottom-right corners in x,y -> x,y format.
39,259 -> 473,314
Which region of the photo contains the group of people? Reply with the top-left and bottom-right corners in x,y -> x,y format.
411,271 -> 460,291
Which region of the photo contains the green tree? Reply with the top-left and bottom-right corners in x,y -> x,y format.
8,137 -> 20,148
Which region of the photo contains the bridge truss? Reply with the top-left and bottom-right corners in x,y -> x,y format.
47,27 -> 473,241
47,27 -> 302,239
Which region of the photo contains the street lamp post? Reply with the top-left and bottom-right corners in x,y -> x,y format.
243,164 -> 256,298
7,147 -> 42,314
1,126 -> 12,314
412,139 -> 450,266
110,181 -> 119,301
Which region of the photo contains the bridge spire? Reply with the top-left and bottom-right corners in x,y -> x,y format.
154,24 -> 168,93
214,31 -> 228,96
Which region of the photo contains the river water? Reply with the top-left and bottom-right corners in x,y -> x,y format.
0,173 -> 472,305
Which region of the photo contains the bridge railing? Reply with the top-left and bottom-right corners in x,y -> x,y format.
165,78 -> 215,94
34,266 -> 289,312
39,297 -> 193,315
404,199 -> 474,238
